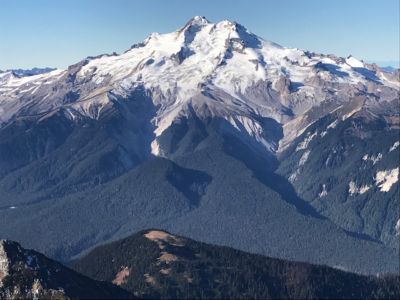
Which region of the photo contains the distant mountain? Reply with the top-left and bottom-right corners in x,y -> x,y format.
73,229 -> 400,299
0,240 -> 133,299
380,66 -> 398,73
0,67 -> 56,77
0,16 -> 398,275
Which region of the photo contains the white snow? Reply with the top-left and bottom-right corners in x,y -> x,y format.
0,69 -> 65,124
348,181 -> 371,195
389,141 -> 399,152
374,168 -> 399,192
319,184 -> 328,197
151,139 -> 162,156
299,150 -> 310,166
296,132 -> 317,151
358,185 -> 371,194
0,16 -> 398,158
395,219 -> 400,236
371,153 -> 382,165
327,120 -> 338,129
289,169 -> 300,183
345,56 -> 364,68
363,153 -> 382,165
320,119 -> 339,137
321,57 -> 337,65
348,181 -> 358,195
68,18 -> 382,145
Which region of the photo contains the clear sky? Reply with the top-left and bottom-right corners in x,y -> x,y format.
0,0 -> 399,70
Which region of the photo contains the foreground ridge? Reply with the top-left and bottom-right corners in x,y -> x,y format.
0,240 -> 133,299
72,229 -> 400,299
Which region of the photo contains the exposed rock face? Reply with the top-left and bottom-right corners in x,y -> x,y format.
0,240 -> 133,299
0,241 -> 10,285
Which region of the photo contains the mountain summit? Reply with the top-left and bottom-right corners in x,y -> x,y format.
1,16 -> 397,153
184,15 -> 210,27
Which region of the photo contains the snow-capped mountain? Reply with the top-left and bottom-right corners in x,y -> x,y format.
0,16 -> 397,154
0,67 -> 56,78
0,17 -> 398,275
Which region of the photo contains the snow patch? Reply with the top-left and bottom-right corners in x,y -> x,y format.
319,184 -> 328,197
296,132 -> 317,151
389,141 -> 399,152
346,56 -> 364,68
289,169 -> 300,183
327,120 -> 338,129
299,150 -> 310,166
151,139 -> 162,156
374,168 -> 399,192
362,153 -> 382,165
320,119 -> 339,137
358,185 -> 371,194
395,219 -> 400,236
371,153 -> 382,165
348,181 -> 371,196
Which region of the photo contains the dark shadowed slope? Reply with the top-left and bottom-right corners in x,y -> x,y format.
73,229 -> 400,300
0,240 -> 133,299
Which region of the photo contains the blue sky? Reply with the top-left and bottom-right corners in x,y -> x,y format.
0,0 -> 399,69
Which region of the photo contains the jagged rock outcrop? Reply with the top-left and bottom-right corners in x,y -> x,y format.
0,240 -> 133,299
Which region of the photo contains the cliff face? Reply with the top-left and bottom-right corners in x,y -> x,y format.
0,240 -> 133,299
